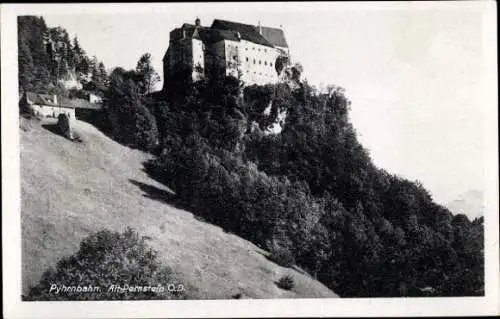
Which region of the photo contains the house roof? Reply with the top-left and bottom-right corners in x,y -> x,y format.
211,19 -> 274,47
58,96 -> 74,108
68,97 -> 102,110
25,92 -> 73,108
260,26 -> 288,48
24,92 -> 101,109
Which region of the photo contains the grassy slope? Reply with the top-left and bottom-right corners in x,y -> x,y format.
20,117 -> 338,299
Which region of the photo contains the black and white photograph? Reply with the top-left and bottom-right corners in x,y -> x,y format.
2,2 -> 499,318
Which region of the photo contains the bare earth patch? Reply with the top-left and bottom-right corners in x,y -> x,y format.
21,117 -> 338,299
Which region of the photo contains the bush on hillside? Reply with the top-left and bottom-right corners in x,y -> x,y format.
276,275 -> 295,290
23,227 -> 186,301
268,245 -> 296,268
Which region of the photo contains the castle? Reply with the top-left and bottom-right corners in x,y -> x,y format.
163,18 -> 291,87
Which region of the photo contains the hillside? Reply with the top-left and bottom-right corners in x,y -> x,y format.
20,117 -> 338,299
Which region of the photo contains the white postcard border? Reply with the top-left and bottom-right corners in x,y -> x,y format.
2,2 -> 498,318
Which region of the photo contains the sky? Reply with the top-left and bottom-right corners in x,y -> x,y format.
42,2 -> 493,206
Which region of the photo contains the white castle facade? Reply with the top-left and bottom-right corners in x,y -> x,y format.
163,18 -> 291,86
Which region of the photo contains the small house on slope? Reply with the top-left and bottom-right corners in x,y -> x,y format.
20,92 -> 75,120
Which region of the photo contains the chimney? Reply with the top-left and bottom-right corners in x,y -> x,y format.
53,94 -> 58,105
258,20 -> 262,34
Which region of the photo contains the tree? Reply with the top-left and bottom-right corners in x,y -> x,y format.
89,61 -> 109,89
105,67 -> 159,150
17,16 -> 54,93
72,36 -> 90,76
98,62 -> 107,79
88,55 -> 99,76
136,53 -> 160,94
72,36 -> 84,57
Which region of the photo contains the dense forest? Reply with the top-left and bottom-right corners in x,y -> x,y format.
20,16 -> 484,298
144,74 -> 484,297
18,16 -> 107,96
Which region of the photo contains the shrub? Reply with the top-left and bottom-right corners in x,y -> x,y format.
268,245 -> 296,268
276,275 -> 295,290
23,227 -> 186,301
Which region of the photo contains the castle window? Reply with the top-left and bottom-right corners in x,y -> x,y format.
258,48 -> 261,52
253,59 -> 256,64
265,49 -> 267,53
259,60 -> 261,64
264,61 -> 267,65
270,62 -> 273,67
246,57 -> 249,62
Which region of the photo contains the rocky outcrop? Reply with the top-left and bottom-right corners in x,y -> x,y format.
264,108 -> 287,135
57,113 -> 74,140
57,68 -> 83,90
278,62 -> 303,91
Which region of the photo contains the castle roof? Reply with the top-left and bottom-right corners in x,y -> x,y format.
211,19 -> 274,47
260,26 -> 288,48
167,19 -> 289,51
180,23 -> 197,37
195,28 -> 241,43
